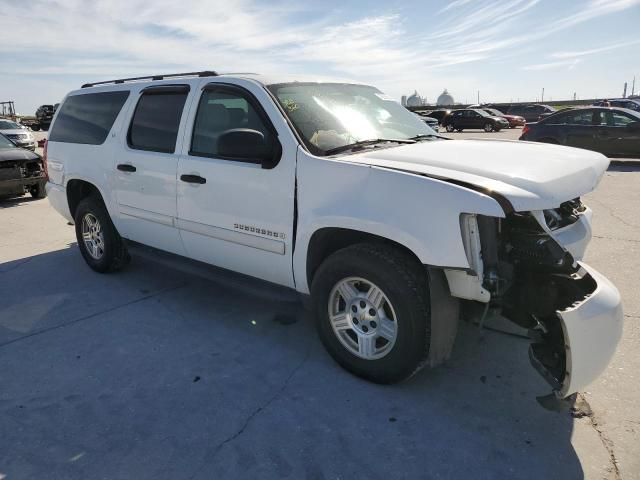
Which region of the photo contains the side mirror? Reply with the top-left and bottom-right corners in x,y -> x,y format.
217,128 -> 280,168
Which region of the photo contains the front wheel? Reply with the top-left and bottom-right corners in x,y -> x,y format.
29,182 -> 47,199
484,122 -> 494,132
74,195 -> 130,273
311,244 -> 431,384
445,124 -> 455,133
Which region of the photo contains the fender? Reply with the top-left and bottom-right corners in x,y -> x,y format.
293,151 -> 505,294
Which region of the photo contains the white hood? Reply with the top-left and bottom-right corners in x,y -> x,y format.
346,139 -> 610,211
0,128 -> 32,136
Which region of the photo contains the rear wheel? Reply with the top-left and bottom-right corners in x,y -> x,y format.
311,244 -> 431,384
74,195 -> 130,273
445,124 -> 455,133
484,122 -> 494,132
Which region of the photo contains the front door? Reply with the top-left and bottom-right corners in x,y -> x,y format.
176,81 -> 297,288
113,84 -> 192,255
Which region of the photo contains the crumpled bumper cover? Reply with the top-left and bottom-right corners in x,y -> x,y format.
546,262 -> 623,397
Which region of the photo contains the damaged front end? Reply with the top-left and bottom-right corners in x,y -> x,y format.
462,200 -> 623,399
0,154 -> 47,198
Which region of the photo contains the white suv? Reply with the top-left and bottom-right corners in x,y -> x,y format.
45,71 -> 622,402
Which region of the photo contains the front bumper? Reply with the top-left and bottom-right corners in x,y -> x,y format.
532,262 -> 623,397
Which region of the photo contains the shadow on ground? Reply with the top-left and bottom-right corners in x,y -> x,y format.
0,246 -> 583,480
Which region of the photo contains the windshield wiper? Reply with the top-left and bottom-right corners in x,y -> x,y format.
324,138 -> 415,156
409,133 -> 449,141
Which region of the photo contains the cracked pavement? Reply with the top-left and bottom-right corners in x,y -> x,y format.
0,166 -> 638,479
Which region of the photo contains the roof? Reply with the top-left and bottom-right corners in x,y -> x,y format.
78,71 -> 369,91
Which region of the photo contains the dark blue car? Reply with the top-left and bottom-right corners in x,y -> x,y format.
519,107 -> 640,157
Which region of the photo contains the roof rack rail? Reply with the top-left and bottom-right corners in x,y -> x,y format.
81,71 -> 218,88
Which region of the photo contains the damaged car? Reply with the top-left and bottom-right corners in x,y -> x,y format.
44,73 -> 622,405
0,132 -> 47,199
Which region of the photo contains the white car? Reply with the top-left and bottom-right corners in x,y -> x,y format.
45,71 -> 622,404
0,119 -> 36,150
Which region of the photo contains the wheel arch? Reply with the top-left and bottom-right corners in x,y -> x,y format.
305,227 -> 424,290
66,178 -> 105,219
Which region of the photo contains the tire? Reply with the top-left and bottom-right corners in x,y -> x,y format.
29,182 -> 47,199
311,243 -> 430,384
41,124 -> 49,132
74,195 -> 130,273
484,122 -> 494,132
31,125 -> 40,132
445,124 -> 454,133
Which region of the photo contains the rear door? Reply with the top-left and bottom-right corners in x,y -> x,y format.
599,110 -> 640,156
175,80 -> 297,287
562,110 -> 596,150
113,84 -> 192,255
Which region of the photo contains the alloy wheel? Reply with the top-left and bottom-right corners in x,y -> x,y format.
81,213 -> 105,260
328,277 -> 398,360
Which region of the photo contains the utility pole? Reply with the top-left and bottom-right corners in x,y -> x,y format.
541,87 -> 545,103
477,90 -> 480,104
632,76 -> 636,97
623,82 -> 628,98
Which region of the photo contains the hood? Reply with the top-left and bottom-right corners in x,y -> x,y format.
345,139 -> 609,211
0,147 -> 40,162
0,128 -> 31,136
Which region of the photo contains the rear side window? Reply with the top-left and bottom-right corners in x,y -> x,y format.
128,87 -> 189,153
49,91 -> 130,145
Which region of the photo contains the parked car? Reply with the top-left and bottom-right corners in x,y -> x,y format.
414,113 -> 439,132
45,71 -> 621,403
481,108 -> 526,128
0,119 -> 36,150
0,132 -> 47,199
423,109 -> 451,125
593,98 -> 640,112
520,107 -> 640,157
507,104 -> 556,122
442,109 -> 509,132
35,104 -> 55,131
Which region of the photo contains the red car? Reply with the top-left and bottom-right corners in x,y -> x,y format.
482,108 -> 525,128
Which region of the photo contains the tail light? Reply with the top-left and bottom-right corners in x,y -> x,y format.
521,125 -> 531,136
42,139 -> 49,179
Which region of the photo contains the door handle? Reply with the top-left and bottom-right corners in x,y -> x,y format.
180,174 -> 206,184
117,164 -> 136,172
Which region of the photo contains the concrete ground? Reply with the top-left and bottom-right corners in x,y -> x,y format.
0,134 -> 638,479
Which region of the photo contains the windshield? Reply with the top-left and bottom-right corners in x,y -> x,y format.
268,83 -> 436,155
0,133 -> 15,148
0,120 -> 22,129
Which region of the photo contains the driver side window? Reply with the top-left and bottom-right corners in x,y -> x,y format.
190,88 -> 273,159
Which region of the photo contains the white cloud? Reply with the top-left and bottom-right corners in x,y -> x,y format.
551,39 -> 640,59
0,0 -> 639,112
522,59 -> 582,71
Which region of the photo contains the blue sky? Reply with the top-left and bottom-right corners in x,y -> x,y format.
1,0 -> 639,114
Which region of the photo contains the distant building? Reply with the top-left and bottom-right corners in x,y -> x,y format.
406,90 -> 426,107
437,89 -> 454,106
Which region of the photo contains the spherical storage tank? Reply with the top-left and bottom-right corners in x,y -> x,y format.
437,89 -> 454,106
